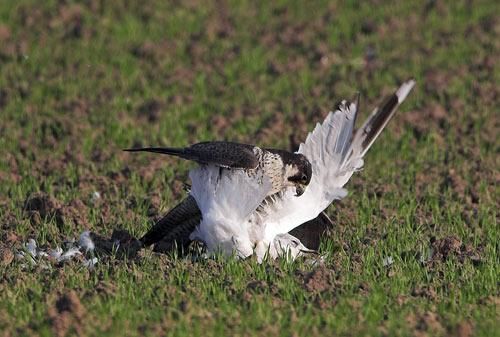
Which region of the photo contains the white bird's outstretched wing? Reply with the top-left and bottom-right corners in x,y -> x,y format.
256,102 -> 356,242
189,166 -> 272,257
257,80 -> 416,242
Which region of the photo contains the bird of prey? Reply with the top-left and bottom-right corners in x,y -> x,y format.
125,141 -> 312,197
134,80 -> 416,261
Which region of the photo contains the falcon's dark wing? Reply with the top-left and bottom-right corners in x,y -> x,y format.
140,195 -> 201,250
124,141 -> 259,169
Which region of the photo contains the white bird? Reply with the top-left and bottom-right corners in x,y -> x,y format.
188,80 -> 416,261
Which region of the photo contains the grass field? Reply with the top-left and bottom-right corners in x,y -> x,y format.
0,1 -> 498,336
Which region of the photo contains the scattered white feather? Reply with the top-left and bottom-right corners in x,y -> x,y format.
83,257 -> 98,269
91,191 -> 101,203
49,247 -> 63,260
382,256 -> 394,267
26,239 -> 37,258
79,231 -> 95,252
59,247 -> 82,261
37,251 -> 49,258
15,233 -> 98,269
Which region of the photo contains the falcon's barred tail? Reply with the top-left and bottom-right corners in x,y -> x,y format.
124,147 -> 187,158
350,80 -> 415,159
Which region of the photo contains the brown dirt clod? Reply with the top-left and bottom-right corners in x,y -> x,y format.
0,246 -> 14,266
303,266 -> 333,293
406,311 -> 444,335
48,290 -> 86,337
24,192 -> 63,219
246,280 -> 267,292
432,235 -> 462,259
455,321 -> 474,337
137,99 -> 163,123
23,192 -> 89,228
429,235 -> 482,265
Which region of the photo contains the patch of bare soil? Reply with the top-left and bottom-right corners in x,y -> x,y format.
48,290 -> 86,337
134,157 -> 167,183
23,192 -> 89,229
136,99 -> 164,123
3,231 -> 20,245
24,192 -> 63,219
445,168 -> 467,196
246,280 -> 267,293
403,103 -> 449,139
208,114 -> 230,137
411,286 -> 438,301
94,281 -> 117,298
288,110 -> 310,151
0,204 -> 20,234
406,311 -> 445,337
0,245 -> 14,266
455,321 -> 474,337
430,235 -> 482,265
130,39 -> 178,63
302,265 -> 334,293
209,0 -> 235,40
414,165 -> 442,200
255,113 -> 288,147
0,23 -> 28,61
60,199 -> 90,228
49,4 -> 94,40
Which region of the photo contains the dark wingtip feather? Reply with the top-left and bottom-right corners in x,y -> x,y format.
354,80 -> 415,157
360,93 -> 398,150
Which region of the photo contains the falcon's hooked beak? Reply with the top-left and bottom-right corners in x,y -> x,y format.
295,184 -> 306,197
287,157 -> 312,197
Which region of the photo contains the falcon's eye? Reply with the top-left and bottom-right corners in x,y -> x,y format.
301,174 -> 308,182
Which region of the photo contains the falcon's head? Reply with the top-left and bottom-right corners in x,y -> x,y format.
284,153 -> 312,196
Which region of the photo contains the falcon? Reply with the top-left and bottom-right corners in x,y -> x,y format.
125,142 -> 312,197
137,80 -> 416,261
